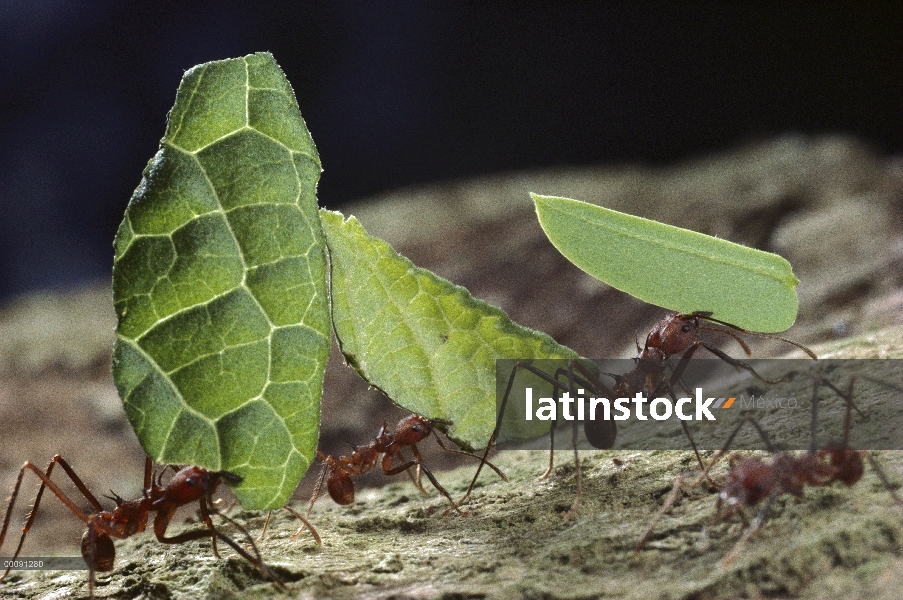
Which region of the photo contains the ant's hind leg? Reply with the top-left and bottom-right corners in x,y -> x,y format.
1,456 -> 104,581
636,472 -> 698,551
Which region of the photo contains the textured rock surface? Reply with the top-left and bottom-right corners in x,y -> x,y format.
2,134 -> 903,598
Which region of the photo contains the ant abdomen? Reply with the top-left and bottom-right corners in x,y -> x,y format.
327,470 -> 355,505
584,419 -> 616,449
81,531 -> 115,573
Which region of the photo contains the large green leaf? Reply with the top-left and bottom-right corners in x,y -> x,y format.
533,194 -> 799,332
112,53 -> 330,509
320,210 -> 578,450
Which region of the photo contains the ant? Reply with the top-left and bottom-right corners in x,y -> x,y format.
262,414 -> 507,538
637,375 -> 903,564
461,311 -> 817,514
0,455 -> 284,597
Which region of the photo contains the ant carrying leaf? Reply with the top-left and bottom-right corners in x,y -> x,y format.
0,456 -> 284,598
462,311 -> 816,515
257,414 -> 507,541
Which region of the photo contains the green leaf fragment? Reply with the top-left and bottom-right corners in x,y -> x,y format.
320,210 -> 578,450
532,194 -> 799,333
112,53 -> 329,510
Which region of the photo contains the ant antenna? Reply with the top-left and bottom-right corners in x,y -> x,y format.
696,313 -> 818,359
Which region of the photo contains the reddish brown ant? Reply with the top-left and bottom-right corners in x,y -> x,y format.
308,414 -> 508,514
261,414 -> 506,538
257,414 -> 507,539
462,311 -> 817,514
637,376 -> 903,564
0,456 -> 284,597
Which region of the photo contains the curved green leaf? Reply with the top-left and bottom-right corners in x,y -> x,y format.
533,194 -> 799,332
320,210 -> 578,450
112,53 -> 330,509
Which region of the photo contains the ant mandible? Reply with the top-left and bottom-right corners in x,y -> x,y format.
462,311 -> 817,514
637,375 -> 903,564
0,455 -> 283,597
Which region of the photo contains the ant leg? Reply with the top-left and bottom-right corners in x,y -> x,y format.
397,446 -> 429,497
408,447 -> 429,497
305,455 -> 331,518
864,454 -> 903,505
257,505 -> 322,547
282,505 -> 322,545
697,416 -> 777,486
256,510 -> 275,543
565,410 -> 582,518
541,362 -> 602,482
196,493 -> 221,559
538,367 -> 568,481
655,376 -> 706,474
657,344 -> 725,473
563,360 -> 583,517
1,456 -> 106,582
818,376 -> 867,428
458,361 -> 573,506
160,501 -> 286,591
636,473 -> 695,551
212,507 -> 287,590
699,342 -> 784,385
383,454 -> 465,516
646,349 -> 708,474
720,493 -> 779,566
539,418 -> 558,481
816,377 -> 901,501
429,432 -> 507,481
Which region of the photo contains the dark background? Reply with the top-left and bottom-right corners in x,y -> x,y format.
1,2 -> 901,302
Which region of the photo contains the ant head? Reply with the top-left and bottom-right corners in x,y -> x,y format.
645,313 -> 705,356
394,414 -> 434,445
818,446 -> 864,486
165,466 -> 238,504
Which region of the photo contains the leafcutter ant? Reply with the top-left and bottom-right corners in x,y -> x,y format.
0,456 -> 284,597
637,375 -> 903,564
462,311 -> 817,514
260,414 -> 507,540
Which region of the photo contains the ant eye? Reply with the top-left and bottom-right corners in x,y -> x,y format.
185,477 -> 197,487
682,324 -> 691,333
411,425 -> 420,432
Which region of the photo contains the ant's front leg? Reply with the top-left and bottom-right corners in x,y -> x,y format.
393,447 -> 429,497
154,502 -> 286,591
382,451 -> 465,516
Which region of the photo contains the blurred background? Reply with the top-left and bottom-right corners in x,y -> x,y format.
2,2 -> 903,560
1,2 -> 901,300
